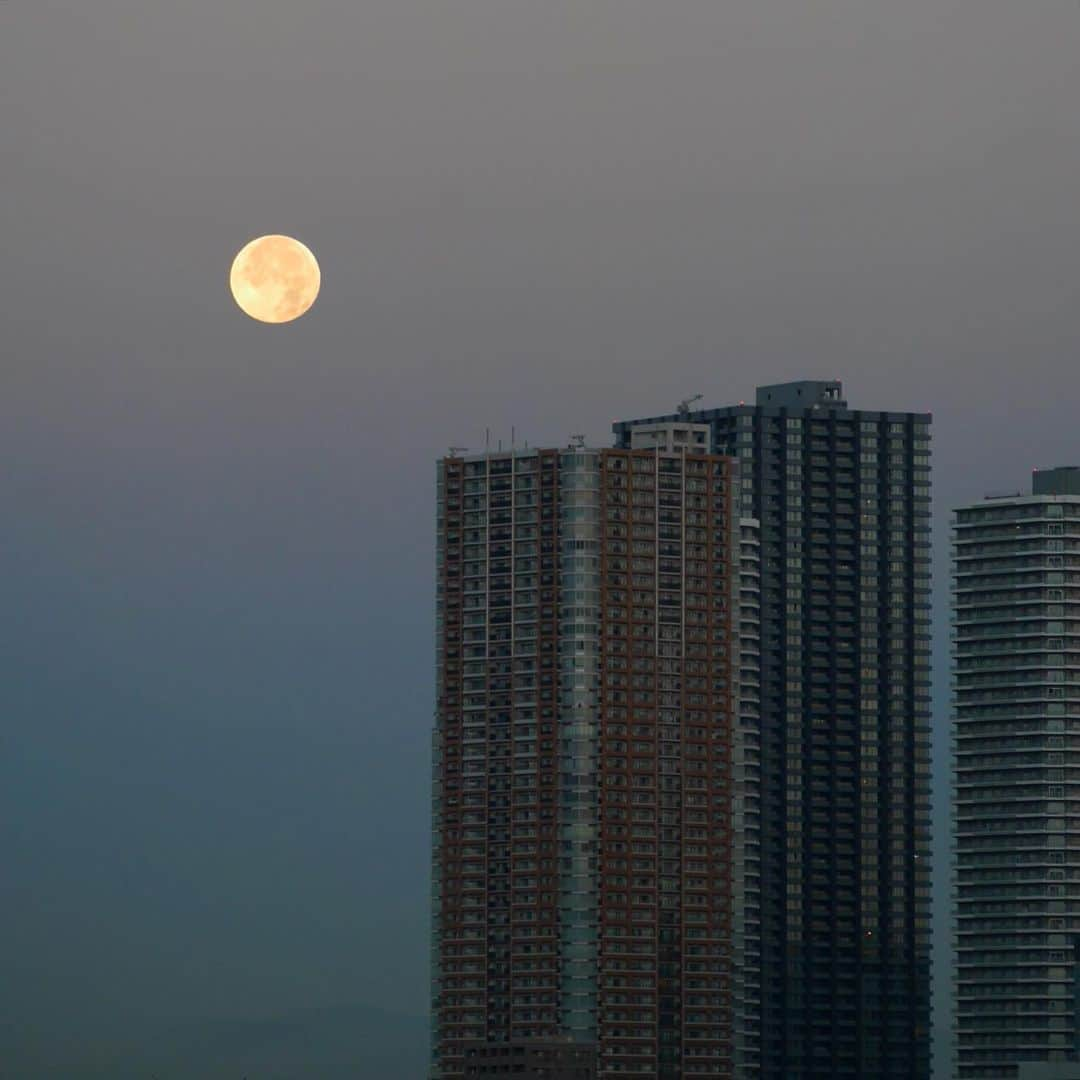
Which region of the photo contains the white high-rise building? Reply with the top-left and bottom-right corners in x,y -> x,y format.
953,467 -> 1080,1078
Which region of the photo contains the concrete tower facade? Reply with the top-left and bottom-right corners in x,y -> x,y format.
433,429 -> 741,1078
953,468 -> 1080,1077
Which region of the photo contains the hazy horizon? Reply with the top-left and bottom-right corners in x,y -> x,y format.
5,2 -> 1080,1076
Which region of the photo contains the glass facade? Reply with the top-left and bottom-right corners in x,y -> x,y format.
558,452 -> 601,1042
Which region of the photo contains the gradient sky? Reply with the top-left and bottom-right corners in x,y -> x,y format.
4,0 -> 1080,1071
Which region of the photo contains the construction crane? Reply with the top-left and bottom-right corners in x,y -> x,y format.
677,394 -> 703,420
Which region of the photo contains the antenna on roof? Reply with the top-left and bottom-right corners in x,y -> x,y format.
677,394 -> 703,420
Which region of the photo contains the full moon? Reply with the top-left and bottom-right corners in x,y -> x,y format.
229,234 -> 321,324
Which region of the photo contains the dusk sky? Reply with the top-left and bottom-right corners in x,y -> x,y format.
4,1 -> 1080,1074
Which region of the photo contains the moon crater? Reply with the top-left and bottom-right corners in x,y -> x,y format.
229,235 -> 320,324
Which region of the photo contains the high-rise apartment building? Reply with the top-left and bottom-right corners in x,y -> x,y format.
615,382 -> 932,1078
953,467 -> 1080,1078
462,1038 -> 598,1078
432,427 -> 742,1079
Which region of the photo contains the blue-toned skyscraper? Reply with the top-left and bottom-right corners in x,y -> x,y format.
616,382 -> 932,1079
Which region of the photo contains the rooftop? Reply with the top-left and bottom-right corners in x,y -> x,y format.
1033,466 -> 1080,497
755,380 -> 846,409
